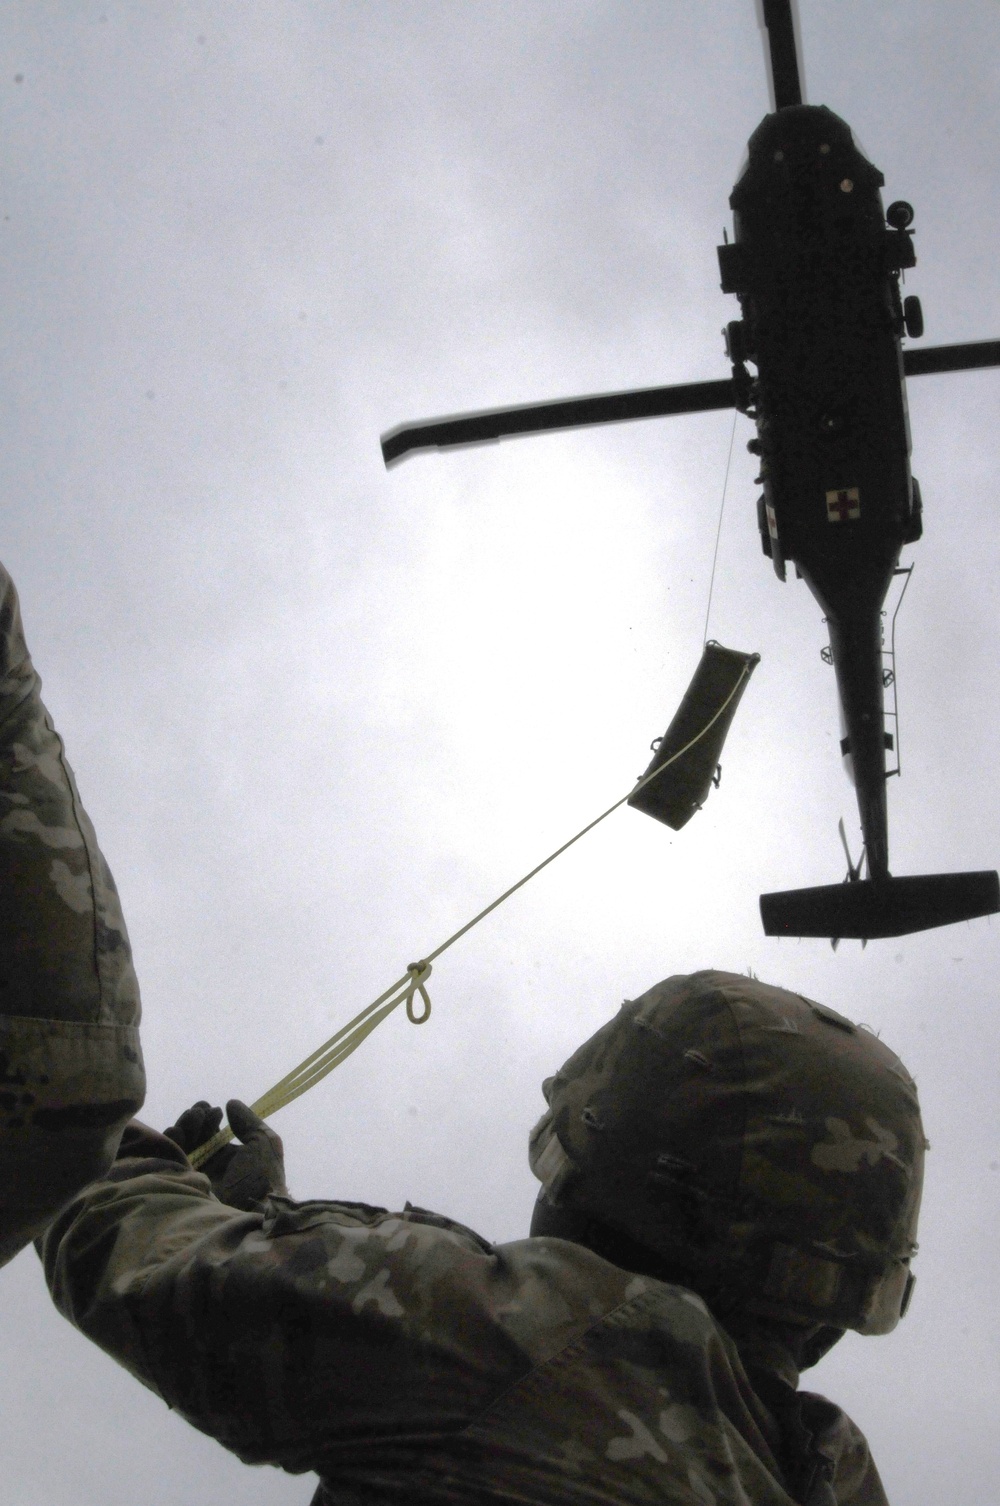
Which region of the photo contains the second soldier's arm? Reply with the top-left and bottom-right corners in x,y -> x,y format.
0,564 -> 144,1266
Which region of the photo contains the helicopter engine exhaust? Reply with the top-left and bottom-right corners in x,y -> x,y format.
759,870 -> 1000,940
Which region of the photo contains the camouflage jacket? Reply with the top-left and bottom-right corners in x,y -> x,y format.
0,564 -> 144,1266
44,1126 -> 888,1506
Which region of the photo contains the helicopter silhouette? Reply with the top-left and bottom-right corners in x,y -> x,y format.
380,0 -> 1000,942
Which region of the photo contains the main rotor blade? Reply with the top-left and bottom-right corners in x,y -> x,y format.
903,338 -> 1000,378
381,377 -> 735,465
756,0 -> 804,110
381,338 -> 1000,466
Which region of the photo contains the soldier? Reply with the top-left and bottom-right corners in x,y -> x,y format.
42,971 -> 922,1505
0,563 -> 144,1267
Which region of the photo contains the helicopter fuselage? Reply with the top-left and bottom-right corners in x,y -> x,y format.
719,104 -> 921,879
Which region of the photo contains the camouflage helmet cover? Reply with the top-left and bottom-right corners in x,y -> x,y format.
529,971 -> 924,1334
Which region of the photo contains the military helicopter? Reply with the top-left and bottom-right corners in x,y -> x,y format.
380,0 -> 1000,942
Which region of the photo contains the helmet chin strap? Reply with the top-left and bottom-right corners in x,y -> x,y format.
725,1308 -> 845,1373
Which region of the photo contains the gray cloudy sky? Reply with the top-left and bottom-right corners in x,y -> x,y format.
1,3 -> 999,1502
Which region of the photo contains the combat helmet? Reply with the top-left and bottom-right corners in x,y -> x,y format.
529,970 -> 924,1334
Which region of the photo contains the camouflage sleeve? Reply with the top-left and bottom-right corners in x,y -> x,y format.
41,1130 -> 609,1474
798,1392 -> 889,1506
0,563 -> 144,1266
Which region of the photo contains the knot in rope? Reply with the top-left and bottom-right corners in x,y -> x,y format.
405,960 -> 432,1023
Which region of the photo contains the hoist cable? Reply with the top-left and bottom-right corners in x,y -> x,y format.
702,408 -> 739,647
189,659 -> 755,1168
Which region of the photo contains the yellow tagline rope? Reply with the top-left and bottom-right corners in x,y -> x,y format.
189,665 -> 753,1169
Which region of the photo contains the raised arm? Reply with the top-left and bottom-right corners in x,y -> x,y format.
41,1114 -> 541,1472
0,563 -> 144,1264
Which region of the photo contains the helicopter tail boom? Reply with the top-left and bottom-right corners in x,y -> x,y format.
760,870 -> 1000,940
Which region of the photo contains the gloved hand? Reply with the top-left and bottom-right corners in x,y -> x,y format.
164,1098 -> 287,1210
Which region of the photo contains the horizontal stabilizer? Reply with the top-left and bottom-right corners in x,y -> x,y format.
629,642 -> 760,830
760,871 -> 1000,940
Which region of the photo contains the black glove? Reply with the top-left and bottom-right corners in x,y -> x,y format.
164,1098 -> 287,1210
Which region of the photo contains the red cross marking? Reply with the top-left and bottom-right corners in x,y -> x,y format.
826,487 -> 859,522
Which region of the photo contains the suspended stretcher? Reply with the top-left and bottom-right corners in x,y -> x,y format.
628,642 -> 760,830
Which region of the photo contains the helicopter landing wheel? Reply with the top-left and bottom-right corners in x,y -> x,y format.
903,295 -> 924,339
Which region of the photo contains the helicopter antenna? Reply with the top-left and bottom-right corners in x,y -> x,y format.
755,0 -> 806,110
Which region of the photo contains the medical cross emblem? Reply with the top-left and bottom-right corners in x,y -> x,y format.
765,500 -> 778,540
825,486 -> 860,522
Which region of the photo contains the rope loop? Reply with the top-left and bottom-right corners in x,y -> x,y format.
405,960 -> 432,1023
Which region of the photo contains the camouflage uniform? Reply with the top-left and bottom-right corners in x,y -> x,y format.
41,972 -> 908,1505
0,563 -> 144,1266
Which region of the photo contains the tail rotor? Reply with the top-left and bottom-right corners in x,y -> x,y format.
838,817 -> 865,883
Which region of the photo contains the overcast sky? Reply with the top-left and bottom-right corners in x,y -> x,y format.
1,3 -> 999,1503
